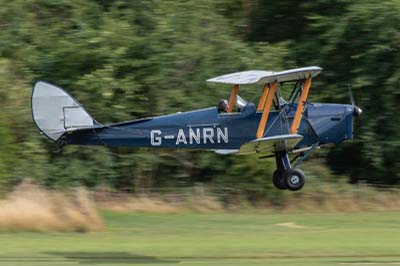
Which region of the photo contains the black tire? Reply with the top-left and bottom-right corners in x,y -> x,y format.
272,169 -> 287,190
283,168 -> 306,191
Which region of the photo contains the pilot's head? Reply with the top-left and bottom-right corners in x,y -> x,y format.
218,99 -> 229,113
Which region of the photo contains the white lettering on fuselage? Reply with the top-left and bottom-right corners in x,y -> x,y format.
151,130 -> 162,146
176,129 -> 188,145
189,128 -> 201,144
203,128 -> 214,144
217,127 -> 228,143
150,127 -> 229,146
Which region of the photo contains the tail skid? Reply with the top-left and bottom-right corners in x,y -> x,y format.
31,81 -> 100,141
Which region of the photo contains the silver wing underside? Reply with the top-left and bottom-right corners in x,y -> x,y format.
214,134 -> 303,156
238,134 -> 303,155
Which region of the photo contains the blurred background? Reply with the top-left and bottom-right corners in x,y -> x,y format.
1,0 -> 399,193
1,1 -> 400,265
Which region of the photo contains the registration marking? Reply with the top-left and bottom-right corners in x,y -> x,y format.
150,127 -> 229,146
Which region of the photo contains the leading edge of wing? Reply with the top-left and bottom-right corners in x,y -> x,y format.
238,134 -> 303,155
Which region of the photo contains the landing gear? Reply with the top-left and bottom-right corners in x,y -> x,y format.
283,168 -> 305,191
272,169 -> 286,190
271,152 -> 306,191
272,168 -> 306,191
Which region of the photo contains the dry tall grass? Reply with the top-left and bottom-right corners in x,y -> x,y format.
0,182 -> 103,232
1,181 -> 399,232
95,183 -> 400,213
275,183 -> 400,212
95,187 -> 223,213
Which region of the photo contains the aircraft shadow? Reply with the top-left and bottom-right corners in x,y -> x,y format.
45,252 -> 179,264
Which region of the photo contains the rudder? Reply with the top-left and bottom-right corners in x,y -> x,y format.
32,81 -> 100,141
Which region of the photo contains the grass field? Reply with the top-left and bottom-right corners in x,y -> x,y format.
1,211 -> 400,266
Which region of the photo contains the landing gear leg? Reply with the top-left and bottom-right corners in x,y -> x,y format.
272,152 -> 291,190
272,152 -> 306,191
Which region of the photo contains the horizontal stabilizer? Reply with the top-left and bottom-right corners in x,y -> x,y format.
238,134 -> 303,155
49,125 -> 104,134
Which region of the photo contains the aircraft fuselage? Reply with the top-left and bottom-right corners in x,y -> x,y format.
65,102 -> 355,151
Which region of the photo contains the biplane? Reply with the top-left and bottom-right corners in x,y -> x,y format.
31,66 -> 362,191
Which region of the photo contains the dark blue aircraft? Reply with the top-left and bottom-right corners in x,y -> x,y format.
32,66 -> 362,191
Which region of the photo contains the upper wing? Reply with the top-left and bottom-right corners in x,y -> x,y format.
207,66 -> 322,85
238,134 -> 303,155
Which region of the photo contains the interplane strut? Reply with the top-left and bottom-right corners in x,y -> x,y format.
228,84 -> 239,112
256,82 -> 278,139
257,84 -> 269,111
291,78 -> 312,134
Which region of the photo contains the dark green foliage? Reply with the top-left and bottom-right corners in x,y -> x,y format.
291,0 -> 400,183
231,0 -> 400,184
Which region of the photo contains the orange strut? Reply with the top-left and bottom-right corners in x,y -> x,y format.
257,84 -> 269,111
291,78 -> 312,134
227,84 -> 239,112
256,82 -> 278,139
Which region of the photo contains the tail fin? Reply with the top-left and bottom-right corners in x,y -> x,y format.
32,81 -> 100,141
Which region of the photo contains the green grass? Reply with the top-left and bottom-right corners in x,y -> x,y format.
1,211 -> 400,265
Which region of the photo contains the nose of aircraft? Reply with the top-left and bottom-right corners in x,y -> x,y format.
353,105 -> 363,117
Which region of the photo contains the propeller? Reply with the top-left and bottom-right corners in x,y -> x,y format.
347,84 -> 364,134
348,84 -> 363,117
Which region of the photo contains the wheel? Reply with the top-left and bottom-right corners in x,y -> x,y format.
272,169 -> 287,190
283,168 -> 306,191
